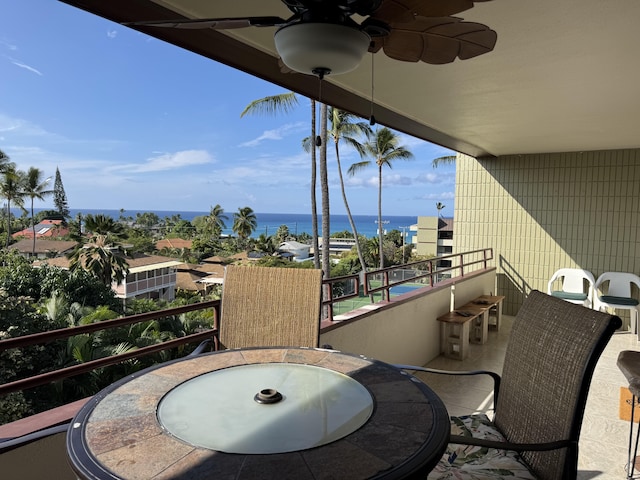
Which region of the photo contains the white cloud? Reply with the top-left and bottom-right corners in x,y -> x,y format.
415,172 -> 439,183
0,40 -> 17,51
108,150 -> 215,173
383,173 -> 413,186
416,191 -> 455,201
106,30 -> 117,39
7,57 -> 42,76
239,122 -> 307,147
0,115 -> 50,137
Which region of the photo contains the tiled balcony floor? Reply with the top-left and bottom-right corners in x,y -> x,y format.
412,315 -> 639,479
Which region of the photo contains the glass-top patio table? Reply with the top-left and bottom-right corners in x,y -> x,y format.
67,347 -> 449,479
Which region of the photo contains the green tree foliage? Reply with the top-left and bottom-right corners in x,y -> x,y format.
24,167 -> 53,255
203,204 -> 228,239
135,211 -> 160,229
232,206 -> 257,247
0,292 -> 62,422
254,233 -> 277,255
53,167 -> 70,218
0,164 -> 27,248
124,228 -> 155,254
83,213 -> 125,239
0,149 -> 15,173
274,224 -> 290,243
69,234 -> 130,286
0,250 -> 120,311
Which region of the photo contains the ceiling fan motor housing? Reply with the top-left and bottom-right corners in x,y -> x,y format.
274,22 -> 371,76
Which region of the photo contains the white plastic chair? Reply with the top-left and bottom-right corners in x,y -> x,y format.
547,268 -> 596,308
594,272 -> 640,336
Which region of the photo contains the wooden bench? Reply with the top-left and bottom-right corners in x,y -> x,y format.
471,295 -> 506,331
437,295 -> 507,360
437,309 -> 483,360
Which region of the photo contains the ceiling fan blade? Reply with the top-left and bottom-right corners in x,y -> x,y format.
371,0 -> 491,23
124,16 -> 287,30
373,16 -> 497,64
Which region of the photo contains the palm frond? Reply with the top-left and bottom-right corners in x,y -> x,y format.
240,92 -> 298,117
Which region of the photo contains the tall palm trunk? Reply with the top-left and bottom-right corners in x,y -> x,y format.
334,141 -> 367,274
5,200 -> 11,249
310,100 -> 320,270
319,103 -> 330,279
377,163 -> 384,270
31,198 -> 36,256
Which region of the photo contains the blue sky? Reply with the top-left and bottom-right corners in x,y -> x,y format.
0,0 -> 457,217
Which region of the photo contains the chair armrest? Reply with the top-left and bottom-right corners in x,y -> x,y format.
0,423 -> 69,454
394,365 -> 502,404
449,434 -> 574,453
189,338 -> 214,356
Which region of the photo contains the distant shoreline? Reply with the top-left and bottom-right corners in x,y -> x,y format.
23,208 -> 420,239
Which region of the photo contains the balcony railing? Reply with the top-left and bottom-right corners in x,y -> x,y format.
323,248 -> 493,317
0,248 -> 493,421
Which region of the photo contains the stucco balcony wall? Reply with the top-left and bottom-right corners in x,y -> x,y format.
320,269 -> 496,366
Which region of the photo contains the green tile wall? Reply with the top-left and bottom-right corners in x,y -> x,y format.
454,149 -> 640,316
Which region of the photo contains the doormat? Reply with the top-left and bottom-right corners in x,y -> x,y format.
620,386 -> 640,423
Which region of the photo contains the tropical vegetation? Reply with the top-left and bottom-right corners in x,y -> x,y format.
0,102 -> 434,425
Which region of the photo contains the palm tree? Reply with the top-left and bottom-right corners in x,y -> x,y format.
348,127 -> 414,269
204,204 -> 228,239
24,167 -> 53,256
69,234 -> 129,286
0,165 -> 27,249
309,100 -> 320,269
83,213 -> 125,240
432,155 -> 457,168
0,149 -> 15,174
241,92 -> 299,117
275,224 -> 290,243
318,103 -> 331,279
436,202 -> 446,217
135,212 -> 160,229
328,107 -> 372,274
232,207 -> 257,248
255,233 -> 277,255
241,92 -> 322,270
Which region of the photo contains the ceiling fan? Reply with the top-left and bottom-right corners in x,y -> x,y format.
125,0 -> 497,77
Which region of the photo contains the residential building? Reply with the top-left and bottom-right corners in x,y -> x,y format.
155,238 -> 193,251
9,239 -> 77,260
278,240 -> 312,261
12,219 -> 69,239
413,217 -> 453,258
37,254 -> 182,303
115,254 -> 182,302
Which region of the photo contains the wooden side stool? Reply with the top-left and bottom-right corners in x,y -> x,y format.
437,310 -> 480,360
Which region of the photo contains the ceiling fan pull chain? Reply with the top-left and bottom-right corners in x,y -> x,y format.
370,53 -> 376,126
313,69 -> 329,147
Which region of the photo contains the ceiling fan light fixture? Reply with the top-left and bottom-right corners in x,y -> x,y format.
274,23 -> 371,76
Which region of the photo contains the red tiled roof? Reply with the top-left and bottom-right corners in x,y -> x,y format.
155,238 -> 193,250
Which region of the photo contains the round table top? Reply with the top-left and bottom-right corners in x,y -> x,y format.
67,347 -> 449,480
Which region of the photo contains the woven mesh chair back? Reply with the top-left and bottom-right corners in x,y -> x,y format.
219,265 -> 323,349
494,290 -> 620,480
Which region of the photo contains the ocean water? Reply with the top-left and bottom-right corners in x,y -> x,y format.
31,209 -> 417,239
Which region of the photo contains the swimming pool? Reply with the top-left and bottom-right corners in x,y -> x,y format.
389,284 -> 424,296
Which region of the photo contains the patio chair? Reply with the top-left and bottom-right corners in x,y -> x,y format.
547,268 -> 595,308
594,272 -> 640,336
0,423 -> 76,478
218,265 -> 323,349
397,290 -> 621,480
